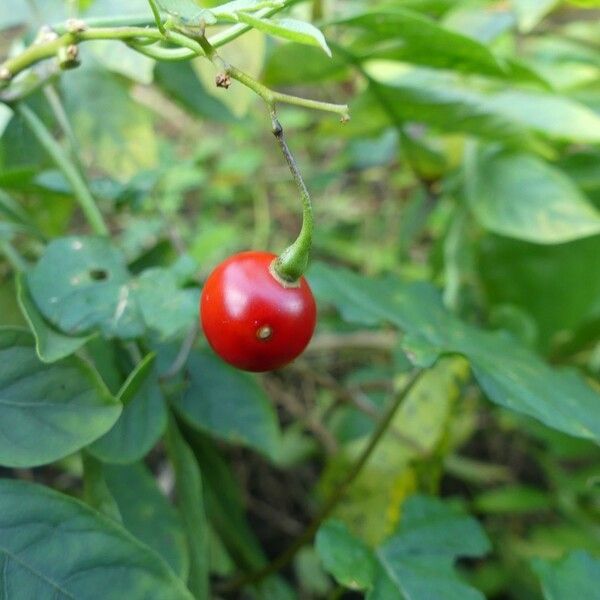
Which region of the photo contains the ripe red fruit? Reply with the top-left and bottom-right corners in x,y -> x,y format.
200,251 -> 317,372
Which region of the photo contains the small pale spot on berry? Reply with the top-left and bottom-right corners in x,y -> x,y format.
256,325 -> 272,341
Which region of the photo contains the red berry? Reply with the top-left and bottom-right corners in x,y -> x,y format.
200,251 -> 317,372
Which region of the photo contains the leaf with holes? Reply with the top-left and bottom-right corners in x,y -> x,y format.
0,479 -> 193,598
0,328 -> 120,467
27,236 -> 145,339
16,273 -> 94,363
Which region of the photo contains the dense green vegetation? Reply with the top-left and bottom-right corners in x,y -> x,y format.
0,1 -> 599,598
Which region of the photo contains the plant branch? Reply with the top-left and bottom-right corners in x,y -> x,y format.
219,368 -> 425,592
16,103 -> 109,236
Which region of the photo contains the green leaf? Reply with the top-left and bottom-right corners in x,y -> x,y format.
134,268 -> 200,341
317,495 -> 489,599
0,104 -> 12,137
165,417 -> 209,599
309,263 -> 600,443
0,479 -> 193,599
356,64 -> 600,144
87,42 -> 155,84
173,349 -> 280,457
27,236 -> 145,339
264,43 -> 349,86
339,9 -> 506,77
82,452 -> 123,521
104,462 -> 189,579
316,521 -> 377,590
532,550 -> 600,600
479,235 -> 600,350
88,353 -> 166,463
466,146 -> 600,243
16,273 -> 94,363
237,13 -> 332,56
0,328 -> 120,467
61,67 -> 158,181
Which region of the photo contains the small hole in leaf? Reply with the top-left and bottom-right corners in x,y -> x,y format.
89,268 -> 109,281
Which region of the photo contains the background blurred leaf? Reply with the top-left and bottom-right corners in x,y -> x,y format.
532,550 -> 600,600
237,14 -> 331,56
466,145 -> 600,243
62,66 -> 158,181
339,9 -> 506,77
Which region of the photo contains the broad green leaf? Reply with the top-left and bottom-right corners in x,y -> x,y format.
173,349 -> 281,457
237,13 -> 332,56
356,64 -> 600,144
88,354 -> 167,463
339,9 -> 506,77
514,0 -> 559,33
165,418 -> 209,599
315,520 -> 376,590
309,263 -> 600,443
0,328 -> 120,467
61,67 -> 158,181
27,236 -> 145,339
480,235 -> 600,350
104,462 -> 189,579
134,268 -> 200,341
532,551 -> 600,600
0,479 -> 193,599
28,237 -> 197,342
317,495 -> 490,599
466,146 -> 600,243
16,273 -> 93,363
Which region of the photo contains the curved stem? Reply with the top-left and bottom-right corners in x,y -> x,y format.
16,103 -> 109,236
220,369 -> 425,592
271,116 -> 313,282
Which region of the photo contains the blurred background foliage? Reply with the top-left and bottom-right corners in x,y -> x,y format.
1,0 -> 600,599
